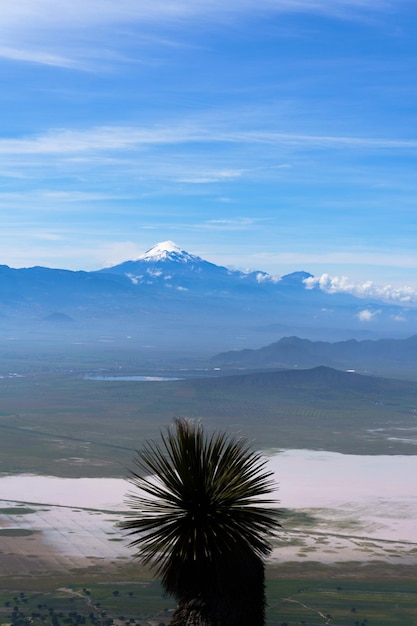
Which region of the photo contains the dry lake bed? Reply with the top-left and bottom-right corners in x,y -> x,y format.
1,450 -> 416,578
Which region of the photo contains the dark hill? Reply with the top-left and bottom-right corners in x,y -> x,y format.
144,365 -> 417,454
191,365 -> 381,393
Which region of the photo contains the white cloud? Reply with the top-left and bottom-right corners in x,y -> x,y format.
304,273 -> 417,304
146,268 -> 163,277
255,272 -> 278,283
357,309 -> 380,322
126,274 -> 140,285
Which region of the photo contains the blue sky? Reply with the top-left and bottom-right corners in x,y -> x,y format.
1,0 -> 417,295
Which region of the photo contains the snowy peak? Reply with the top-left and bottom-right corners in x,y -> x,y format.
141,241 -> 182,257
137,241 -> 202,264
99,240 -> 221,288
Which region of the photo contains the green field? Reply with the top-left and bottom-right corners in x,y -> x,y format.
0,362 -> 416,476
1,564 -> 417,626
266,574 -> 417,625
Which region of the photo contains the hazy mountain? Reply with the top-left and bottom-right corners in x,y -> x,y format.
1,241 -> 416,351
211,335 -> 417,377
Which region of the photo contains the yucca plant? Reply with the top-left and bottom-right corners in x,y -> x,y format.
122,418 -> 279,626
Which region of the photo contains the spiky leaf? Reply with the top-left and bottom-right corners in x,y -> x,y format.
122,418 -> 280,599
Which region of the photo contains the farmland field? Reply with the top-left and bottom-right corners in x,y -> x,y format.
0,564 -> 417,626
1,362 -> 417,477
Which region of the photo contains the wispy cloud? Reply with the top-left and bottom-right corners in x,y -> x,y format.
198,217 -> 264,230
0,46 -> 83,69
175,168 -> 245,184
224,131 -> 417,150
0,0 -> 398,29
1,123 -> 416,157
33,232 -> 64,241
0,127 -> 175,154
0,190 -> 129,202
0,0 -> 402,70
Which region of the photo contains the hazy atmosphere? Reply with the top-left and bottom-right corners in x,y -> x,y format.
1,1 -> 417,290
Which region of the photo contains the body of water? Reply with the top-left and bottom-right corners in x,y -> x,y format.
84,375 -> 183,381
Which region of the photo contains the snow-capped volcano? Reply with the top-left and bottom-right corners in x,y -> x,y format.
137,241 -> 202,264
1,241 -> 417,348
100,240 -> 232,289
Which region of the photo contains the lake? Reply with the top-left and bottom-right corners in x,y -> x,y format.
84,375 -> 183,381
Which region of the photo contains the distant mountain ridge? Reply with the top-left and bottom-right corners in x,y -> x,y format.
1,241 -> 417,350
212,335 -> 417,377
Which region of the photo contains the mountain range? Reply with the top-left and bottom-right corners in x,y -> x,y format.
211,335 -> 417,378
1,241 -> 416,351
